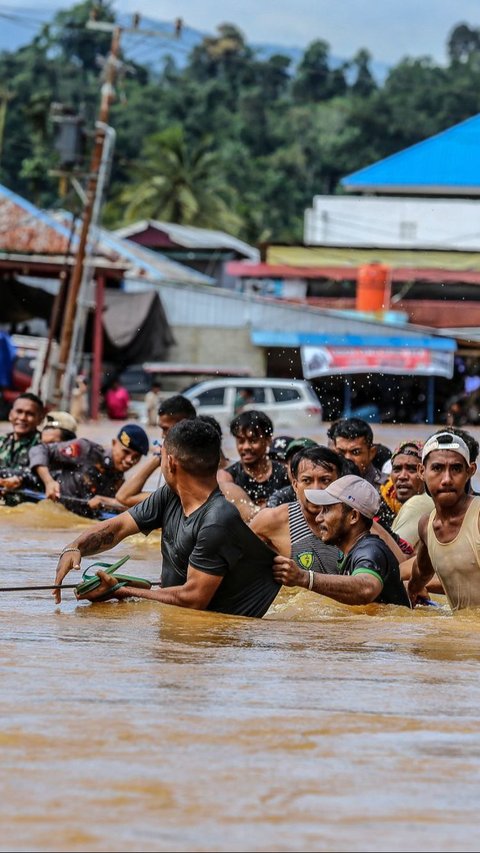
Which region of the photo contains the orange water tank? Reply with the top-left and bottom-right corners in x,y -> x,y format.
356,263 -> 390,312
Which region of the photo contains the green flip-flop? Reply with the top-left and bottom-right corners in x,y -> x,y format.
75,555 -> 152,600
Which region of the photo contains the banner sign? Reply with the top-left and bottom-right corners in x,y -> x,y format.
301,345 -> 454,379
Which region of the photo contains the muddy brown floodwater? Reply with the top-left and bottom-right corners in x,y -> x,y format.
1,419 -> 480,852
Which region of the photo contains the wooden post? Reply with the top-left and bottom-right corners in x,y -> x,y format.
90,273 -> 105,420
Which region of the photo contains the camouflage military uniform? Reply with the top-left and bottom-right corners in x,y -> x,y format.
29,437 -> 125,517
0,430 -> 41,504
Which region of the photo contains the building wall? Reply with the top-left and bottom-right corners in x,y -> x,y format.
305,195 -> 480,250
168,325 -> 266,375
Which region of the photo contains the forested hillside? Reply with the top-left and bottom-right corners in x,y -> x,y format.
1,1 -> 480,243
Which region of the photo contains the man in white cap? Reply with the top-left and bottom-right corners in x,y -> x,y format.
272,474 -> 411,608
408,431 -> 480,611
41,411 -> 78,444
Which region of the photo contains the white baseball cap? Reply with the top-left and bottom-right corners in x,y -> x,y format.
421,432 -> 470,465
305,474 -> 381,519
42,411 -> 78,434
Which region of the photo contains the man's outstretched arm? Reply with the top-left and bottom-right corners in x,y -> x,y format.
54,511 -> 140,603
272,555 -> 382,605
78,564 -> 223,610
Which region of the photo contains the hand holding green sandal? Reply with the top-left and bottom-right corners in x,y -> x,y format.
75,556 -> 153,602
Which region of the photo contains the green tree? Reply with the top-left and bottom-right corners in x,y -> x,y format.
50,0 -> 115,71
448,23 -> 480,63
292,40 -> 344,102
114,125 -> 243,233
350,49 -> 377,97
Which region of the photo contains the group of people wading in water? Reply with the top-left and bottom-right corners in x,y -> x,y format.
1,391 -> 479,616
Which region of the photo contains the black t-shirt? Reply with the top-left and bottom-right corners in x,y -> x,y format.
129,486 -> 280,617
338,533 -> 411,608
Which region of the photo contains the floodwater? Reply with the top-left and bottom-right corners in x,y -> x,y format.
2,421 -> 480,852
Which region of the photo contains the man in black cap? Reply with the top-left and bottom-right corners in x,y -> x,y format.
266,437 -> 318,508
29,423 -> 149,517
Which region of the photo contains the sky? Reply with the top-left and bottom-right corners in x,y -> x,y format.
0,0 -> 479,64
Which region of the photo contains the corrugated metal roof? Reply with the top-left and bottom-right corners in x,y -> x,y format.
342,114 -> 480,195
0,184 -> 74,254
113,219 -> 259,259
266,245 -> 480,273
48,212 -> 215,287
226,260 -> 480,284
124,276 -> 456,352
0,185 -> 213,286
96,227 -> 215,286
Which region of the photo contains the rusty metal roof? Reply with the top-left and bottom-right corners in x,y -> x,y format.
0,185 -> 76,254
0,184 -> 214,286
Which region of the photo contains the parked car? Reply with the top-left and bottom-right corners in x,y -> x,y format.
181,377 -> 323,432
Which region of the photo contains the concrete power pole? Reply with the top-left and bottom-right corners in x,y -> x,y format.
54,24 -> 122,406
53,15 -> 184,411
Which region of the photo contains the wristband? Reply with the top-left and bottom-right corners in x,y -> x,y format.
307,569 -> 314,591
61,547 -> 81,556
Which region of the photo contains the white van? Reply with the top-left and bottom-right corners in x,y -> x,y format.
181,377 -> 322,432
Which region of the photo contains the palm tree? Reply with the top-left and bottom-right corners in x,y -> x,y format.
117,125 -> 243,234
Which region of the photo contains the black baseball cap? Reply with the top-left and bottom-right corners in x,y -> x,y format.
117,423 -> 149,456
269,435 -> 295,461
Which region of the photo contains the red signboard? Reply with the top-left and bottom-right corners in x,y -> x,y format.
301,346 -> 454,379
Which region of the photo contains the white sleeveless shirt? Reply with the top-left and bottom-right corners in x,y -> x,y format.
426,496 -> 480,611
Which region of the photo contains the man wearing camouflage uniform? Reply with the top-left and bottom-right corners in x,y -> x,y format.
0,392 -> 44,504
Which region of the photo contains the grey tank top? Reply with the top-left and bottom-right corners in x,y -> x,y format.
288,502 -> 340,574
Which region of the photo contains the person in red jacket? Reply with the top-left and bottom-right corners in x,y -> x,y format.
104,380 -> 130,420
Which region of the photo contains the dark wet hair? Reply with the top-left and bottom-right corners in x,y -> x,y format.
15,392 -> 44,415
290,445 -> 343,479
164,418 -> 220,476
197,414 -> 223,440
330,417 -> 373,446
230,409 -> 274,439
158,394 -> 196,419
373,443 -> 392,470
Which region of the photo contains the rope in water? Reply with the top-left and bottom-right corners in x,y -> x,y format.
0,556 -> 158,595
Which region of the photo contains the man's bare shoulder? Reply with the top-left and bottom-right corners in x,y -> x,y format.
250,502 -> 289,532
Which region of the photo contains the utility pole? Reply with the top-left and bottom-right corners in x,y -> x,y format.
54,23 -> 122,405
53,14 -> 184,410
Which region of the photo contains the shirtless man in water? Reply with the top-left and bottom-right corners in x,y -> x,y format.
408,431 -> 480,611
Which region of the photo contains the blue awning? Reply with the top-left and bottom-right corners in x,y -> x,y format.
252,329 -> 456,379
251,330 -> 457,352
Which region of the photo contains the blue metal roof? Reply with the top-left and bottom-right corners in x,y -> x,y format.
341,114 -> 480,194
